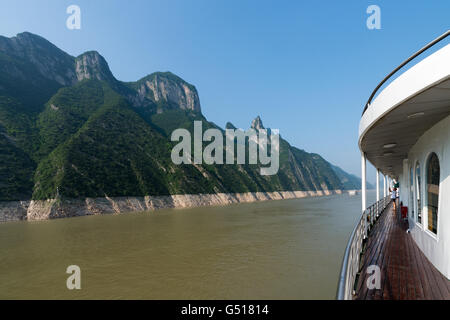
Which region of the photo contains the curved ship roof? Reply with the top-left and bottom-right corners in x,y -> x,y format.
359,31 -> 450,177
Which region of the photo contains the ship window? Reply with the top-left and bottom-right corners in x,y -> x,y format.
409,166 -> 414,219
415,162 -> 422,224
426,153 -> 440,234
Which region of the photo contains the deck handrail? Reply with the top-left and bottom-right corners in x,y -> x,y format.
336,195 -> 391,300
362,30 -> 450,115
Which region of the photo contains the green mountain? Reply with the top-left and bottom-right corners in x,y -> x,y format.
0,32 -> 363,201
331,164 -> 372,190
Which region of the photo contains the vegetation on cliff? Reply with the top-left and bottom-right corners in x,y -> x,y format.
0,32 -> 366,201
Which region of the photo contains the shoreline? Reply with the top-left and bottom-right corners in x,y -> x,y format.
0,189 -> 360,223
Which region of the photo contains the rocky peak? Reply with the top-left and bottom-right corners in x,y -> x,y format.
251,116 -> 265,130
0,32 -> 77,86
132,72 -> 201,113
1,32 -> 202,114
75,51 -> 117,83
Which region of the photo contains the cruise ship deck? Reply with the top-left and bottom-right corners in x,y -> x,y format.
354,202 -> 450,300
338,31 -> 450,300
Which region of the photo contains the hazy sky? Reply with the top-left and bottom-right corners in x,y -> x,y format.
1,0 -> 449,183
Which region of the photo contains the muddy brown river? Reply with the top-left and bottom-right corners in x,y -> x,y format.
0,191 -> 374,299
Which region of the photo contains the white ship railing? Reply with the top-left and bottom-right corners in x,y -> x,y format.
336,195 -> 391,300
362,30 -> 450,115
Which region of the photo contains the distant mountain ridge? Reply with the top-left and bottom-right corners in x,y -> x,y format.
0,32 -> 366,201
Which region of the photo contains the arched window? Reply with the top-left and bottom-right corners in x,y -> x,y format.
409,166 -> 414,219
426,153 -> 440,234
415,162 -> 422,224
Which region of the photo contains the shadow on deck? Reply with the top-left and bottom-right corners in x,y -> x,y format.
355,203 -> 450,300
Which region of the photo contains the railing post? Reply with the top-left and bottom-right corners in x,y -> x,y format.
371,206 -> 373,226
372,205 -> 375,224
361,152 -> 367,213
376,169 -> 380,215
361,152 -> 367,239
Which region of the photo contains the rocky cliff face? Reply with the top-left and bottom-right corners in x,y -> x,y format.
251,116 -> 264,130
0,200 -> 29,222
0,189 -> 361,222
0,32 -> 200,114
0,32 -> 76,86
75,51 -> 117,83
130,72 -> 201,113
0,32 -> 365,211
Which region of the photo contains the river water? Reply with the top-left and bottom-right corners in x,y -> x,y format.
0,191 -> 374,299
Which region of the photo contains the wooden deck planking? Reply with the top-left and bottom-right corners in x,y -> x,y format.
404,232 -> 423,299
354,202 -> 450,300
356,203 -> 393,300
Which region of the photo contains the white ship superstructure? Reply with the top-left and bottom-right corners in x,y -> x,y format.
338,31 -> 450,300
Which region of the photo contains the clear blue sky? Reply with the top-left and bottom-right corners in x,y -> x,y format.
1,0 -> 450,183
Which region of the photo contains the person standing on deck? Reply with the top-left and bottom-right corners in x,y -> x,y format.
394,180 -> 400,199
390,187 -> 397,211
